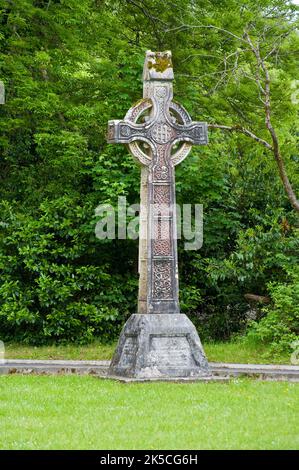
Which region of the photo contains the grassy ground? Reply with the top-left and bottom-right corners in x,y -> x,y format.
0,375 -> 298,449
3,340 -> 291,364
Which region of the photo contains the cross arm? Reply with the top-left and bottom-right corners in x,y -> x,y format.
107,119 -> 150,145
175,121 -> 208,145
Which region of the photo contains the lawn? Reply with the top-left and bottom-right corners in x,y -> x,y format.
0,375 -> 298,449
3,340 -> 291,364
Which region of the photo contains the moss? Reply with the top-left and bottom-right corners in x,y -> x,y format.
132,98 -> 146,107
147,53 -> 172,73
132,98 -> 151,107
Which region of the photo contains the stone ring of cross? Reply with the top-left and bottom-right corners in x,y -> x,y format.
122,97 -> 194,167
107,50 -> 208,170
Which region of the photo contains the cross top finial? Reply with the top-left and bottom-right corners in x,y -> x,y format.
143,50 -> 174,82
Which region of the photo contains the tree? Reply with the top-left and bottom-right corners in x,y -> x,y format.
121,0 -> 299,210
0,0 -> 298,346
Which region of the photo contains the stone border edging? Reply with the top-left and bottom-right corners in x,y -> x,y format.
1,359 -> 298,381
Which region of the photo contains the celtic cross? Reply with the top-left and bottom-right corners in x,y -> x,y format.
107,51 -> 208,316
0,80 -> 4,105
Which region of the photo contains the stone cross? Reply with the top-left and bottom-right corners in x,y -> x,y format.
107,51 -> 210,380
0,81 -> 5,105
108,50 -> 208,316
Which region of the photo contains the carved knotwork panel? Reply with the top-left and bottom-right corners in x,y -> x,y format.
153,146 -> 170,181
120,124 -> 132,137
153,219 -> 171,257
152,185 -> 171,218
151,122 -> 173,144
152,260 -> 173,299
153,185 -> 170,205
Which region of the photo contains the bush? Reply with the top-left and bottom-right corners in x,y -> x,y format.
246,266 -> 299,354
0,199 -> 137,344
180,210 -> 299,342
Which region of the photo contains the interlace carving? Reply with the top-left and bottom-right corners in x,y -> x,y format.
153,260 -> 172,299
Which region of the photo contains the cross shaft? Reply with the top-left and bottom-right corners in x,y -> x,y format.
107,51 -> 208,315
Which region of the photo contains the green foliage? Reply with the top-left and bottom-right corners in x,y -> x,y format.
0,0 -> 298,345
0,198 -> 137,343
247,266 -> 299,353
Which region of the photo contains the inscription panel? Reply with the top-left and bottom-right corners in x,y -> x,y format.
149,335 -> 194,367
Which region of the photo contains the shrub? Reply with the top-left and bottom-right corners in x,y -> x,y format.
246,266 -> 299,354
0,199 -> 137,344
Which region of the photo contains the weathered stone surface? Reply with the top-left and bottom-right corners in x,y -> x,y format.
108,314 -> 210,379
138,166 -> 148,314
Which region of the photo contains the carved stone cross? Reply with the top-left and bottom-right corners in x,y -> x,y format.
107,51 -> 210,380
0,80 -> 5,105
108,50 -> 208,315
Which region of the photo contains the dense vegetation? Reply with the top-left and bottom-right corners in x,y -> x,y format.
0,0 -> 298,353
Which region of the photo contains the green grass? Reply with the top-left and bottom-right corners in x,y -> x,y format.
3,340 -> 291,364
4,341 -> 116,361
0,375 -> 298,449
205,341 -> 291,364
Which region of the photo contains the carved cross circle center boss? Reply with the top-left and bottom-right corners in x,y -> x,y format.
107,51 -> 208,315
151,122 -> 173,144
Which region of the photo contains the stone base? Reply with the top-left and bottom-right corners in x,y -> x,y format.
108,314 -> 210,379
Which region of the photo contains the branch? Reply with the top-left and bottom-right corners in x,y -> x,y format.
164,24 -> 246,43
208,124 -> 273,150
164,18 -> 299,211
244,293 -> 270,304
244,31 -> 299,212
265,27 -> 297,59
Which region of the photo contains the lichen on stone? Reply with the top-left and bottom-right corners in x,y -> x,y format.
147,53 -> 172,73
132,98 -> 147,107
